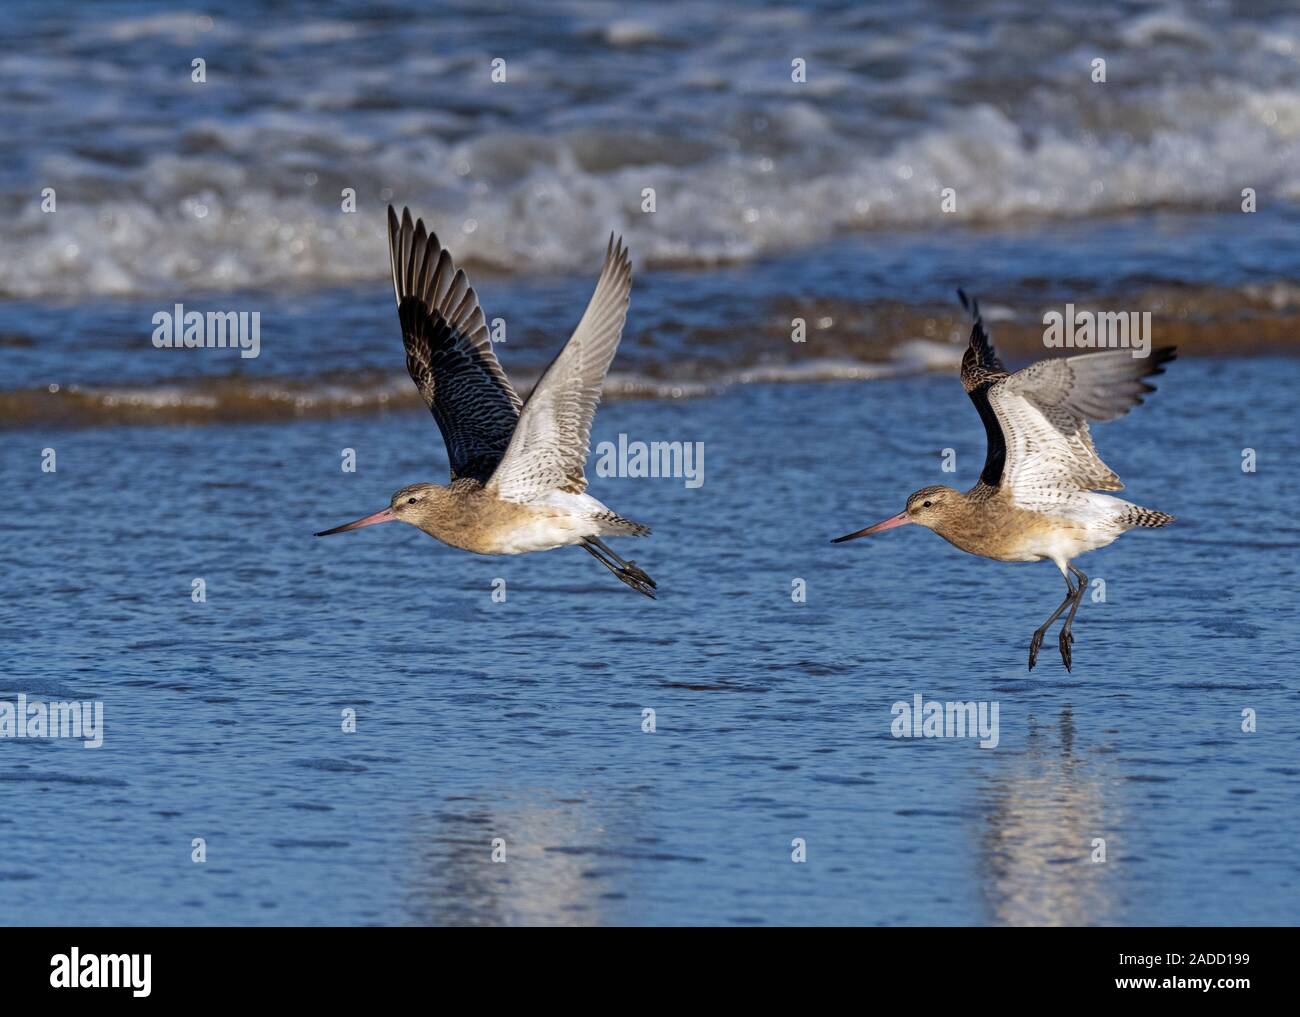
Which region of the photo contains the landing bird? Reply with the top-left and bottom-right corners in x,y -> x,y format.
316,206 -> 656,598
833,291 -> 1175,670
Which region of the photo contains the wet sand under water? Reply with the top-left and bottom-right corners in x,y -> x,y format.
6,211 -> 1300,430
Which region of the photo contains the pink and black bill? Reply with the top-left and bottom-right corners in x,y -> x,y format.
314,507 -> 397,537
831,512 -> 912,543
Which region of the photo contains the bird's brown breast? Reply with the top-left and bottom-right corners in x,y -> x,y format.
932,487 -> 1060,563
414,485 -> 563,555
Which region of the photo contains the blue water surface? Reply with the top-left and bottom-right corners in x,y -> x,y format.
0,356 -> 1296,925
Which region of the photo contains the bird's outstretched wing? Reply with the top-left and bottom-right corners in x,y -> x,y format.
989,346 -> 1177,510
488,236 -> 632,504
388,205 -> 522,483
957,290 -> 1011,487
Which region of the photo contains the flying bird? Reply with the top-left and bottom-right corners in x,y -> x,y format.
316,206 -> 656,598
833,291 -> 1175,670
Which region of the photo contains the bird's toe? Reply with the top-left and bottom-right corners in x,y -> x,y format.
622,563 -> 656,588
1058,631 -> 1073,670
1028,632 -> 1045,670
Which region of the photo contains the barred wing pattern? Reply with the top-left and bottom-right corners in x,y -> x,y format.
489,236 -> 632,503
990,347 -> 1177,511
388,205 -> 522,482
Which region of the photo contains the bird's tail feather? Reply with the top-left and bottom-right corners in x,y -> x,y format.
1123,505 -> 1175,528
595,512 -> 651,537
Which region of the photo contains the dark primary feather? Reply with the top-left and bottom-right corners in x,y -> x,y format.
957,288 -> 1007,392
956,289 -> 1011,487
387,206 -> 522,483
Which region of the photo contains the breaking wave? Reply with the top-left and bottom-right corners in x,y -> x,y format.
2,1 -> 1299,298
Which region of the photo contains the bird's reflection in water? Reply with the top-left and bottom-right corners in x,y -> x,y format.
979,705 -> 1119,926
401,792 -> 630,926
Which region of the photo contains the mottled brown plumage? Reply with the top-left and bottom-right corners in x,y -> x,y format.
316,207 -> 655,599
835,290 -> 1176,670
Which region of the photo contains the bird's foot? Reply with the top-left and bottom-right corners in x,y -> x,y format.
1058,628 -> 1074,672
615,565 -> 657,599
1028,629 -> 1046,670
621,560 -> 657,590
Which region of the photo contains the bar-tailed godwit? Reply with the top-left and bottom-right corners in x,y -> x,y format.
316,207 -> 656,598
833,292 -> 1175,670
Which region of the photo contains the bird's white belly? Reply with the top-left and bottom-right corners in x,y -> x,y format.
1011,493 -> 1127,564
1019,517 -> 1123,564
494,515 -> 589,555
1024,527 -> 1119,564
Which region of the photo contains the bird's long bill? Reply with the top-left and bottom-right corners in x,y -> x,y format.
314,507 -> 396,537
832,511 -> 912,543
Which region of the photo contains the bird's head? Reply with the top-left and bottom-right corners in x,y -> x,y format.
902,485 -> 960,529
832,484 -> 960,543
388,483 -> 442,524
314,482 -> 442,537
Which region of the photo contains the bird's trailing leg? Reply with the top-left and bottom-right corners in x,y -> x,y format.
580,539 -> 656,599
1058,565 -> 1088,671
1029,572 -> 1076,671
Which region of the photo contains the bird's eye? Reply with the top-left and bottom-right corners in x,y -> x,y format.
407,497 -> 417,504
923,500 -> 933,508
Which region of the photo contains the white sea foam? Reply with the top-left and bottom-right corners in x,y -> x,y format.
2,1 -> 1298,298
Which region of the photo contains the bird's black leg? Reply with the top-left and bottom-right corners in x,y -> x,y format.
1058,565 -> 1088,671
1029,573 -> 1076,671
588,536 -> 657,591
580,540 -> 656,599
579,539 -> 625,579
